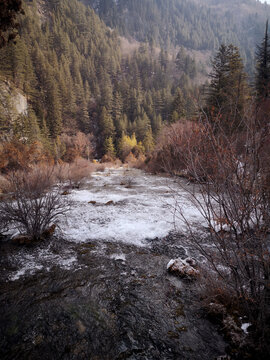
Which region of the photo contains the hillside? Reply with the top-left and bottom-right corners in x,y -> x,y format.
0,0 -> 268,163
82,0 -> 270,71
0,0 -> 200,160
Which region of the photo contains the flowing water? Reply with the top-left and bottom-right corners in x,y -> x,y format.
0,168 -> 227,359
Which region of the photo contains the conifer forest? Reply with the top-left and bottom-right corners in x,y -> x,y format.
0,1 -> 270,359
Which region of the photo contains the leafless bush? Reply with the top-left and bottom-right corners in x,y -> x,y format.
53,158 -> 94,189
169,105 -> 270,354
61,132 -> 94,162
0,174 -> 9,194
147,120 -> 208,176
120,176 -> 136,188
0,166 -> 69,240
95,163 -> 106,172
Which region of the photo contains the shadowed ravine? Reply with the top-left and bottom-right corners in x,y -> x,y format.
0,169 -> 227,359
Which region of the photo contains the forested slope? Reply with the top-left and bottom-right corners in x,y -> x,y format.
0,0 -> 269,164
0,0 -> 199,159
82,0 -> 270,71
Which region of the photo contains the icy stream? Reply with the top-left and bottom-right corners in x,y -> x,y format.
60,167 -> 204,246
2,167 -> 205,282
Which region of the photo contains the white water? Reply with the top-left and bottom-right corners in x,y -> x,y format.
58,167 -> 204,246
5,167 -> 204,281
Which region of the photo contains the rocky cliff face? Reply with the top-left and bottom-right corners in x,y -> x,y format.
0,80 -> 28,117
0,80 -> 28,138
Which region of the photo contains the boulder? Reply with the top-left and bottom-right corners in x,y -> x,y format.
41,224 -> 56,239
167,257 -> 199,279
12,235 -> 32,245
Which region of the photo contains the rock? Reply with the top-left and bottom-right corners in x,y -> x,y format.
88,201 -> 97,205
208,302 -> 227,319
223,316 -> 243,346
167,257 -> 200,279
105,200 -> 114,206
41,224 -> 56,239
185,257 -> 197,267
12,235 -> 32,245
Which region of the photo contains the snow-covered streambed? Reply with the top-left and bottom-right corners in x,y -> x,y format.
2,167 -> 205,282
60,167 -> 203,246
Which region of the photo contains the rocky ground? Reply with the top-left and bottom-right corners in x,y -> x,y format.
0,234 -> 227,360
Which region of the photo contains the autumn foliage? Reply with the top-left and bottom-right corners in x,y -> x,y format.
0,139 -> 51,173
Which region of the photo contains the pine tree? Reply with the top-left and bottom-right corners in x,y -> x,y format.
206,44 -> 248,131
112,91 -> 123,123
115,113 -> 128,138
170,88 -> 186,122
151,113 -> 162,136
45,77 -> 62,137
143,127 -> 154,154
99,106 -> 115,140
255,20 -> 270,101
104,136 -> 116,158
135,111 -> 151,142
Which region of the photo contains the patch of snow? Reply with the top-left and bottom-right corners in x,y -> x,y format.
59,256 -> 77,269
7,244 -> 78,281
241,323 -> 251,334
10,262 -> 43,281
167,259 -> 175,270
110,253 -> 126,261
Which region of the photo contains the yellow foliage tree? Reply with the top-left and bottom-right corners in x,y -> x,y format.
117,132 -> 137,161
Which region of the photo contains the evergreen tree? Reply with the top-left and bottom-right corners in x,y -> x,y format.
104,136 -> 116,158
143,127 -> 154,154
45,77 -> 62,137
112,91 -> 123,123
135,111 -> 151,142
151,114 -> 162,137
99,106 -> 115,140
255,20 -> 270,101
206,44 -> 248,131
170,88 -> 186,122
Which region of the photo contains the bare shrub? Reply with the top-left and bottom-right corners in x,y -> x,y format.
94,163 -> 106,172
125,152 -> 146,169
168,106 -> 270,355
61,132 -> 94,162
100,154 -> 114,163
0,167 -> 69,240
67,158 -> 94,188
147,120 -> 209,176
120,176 -> 136,188
0,175 -> 9,194
53,158 -> 94,189
0,139 -> 50,173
